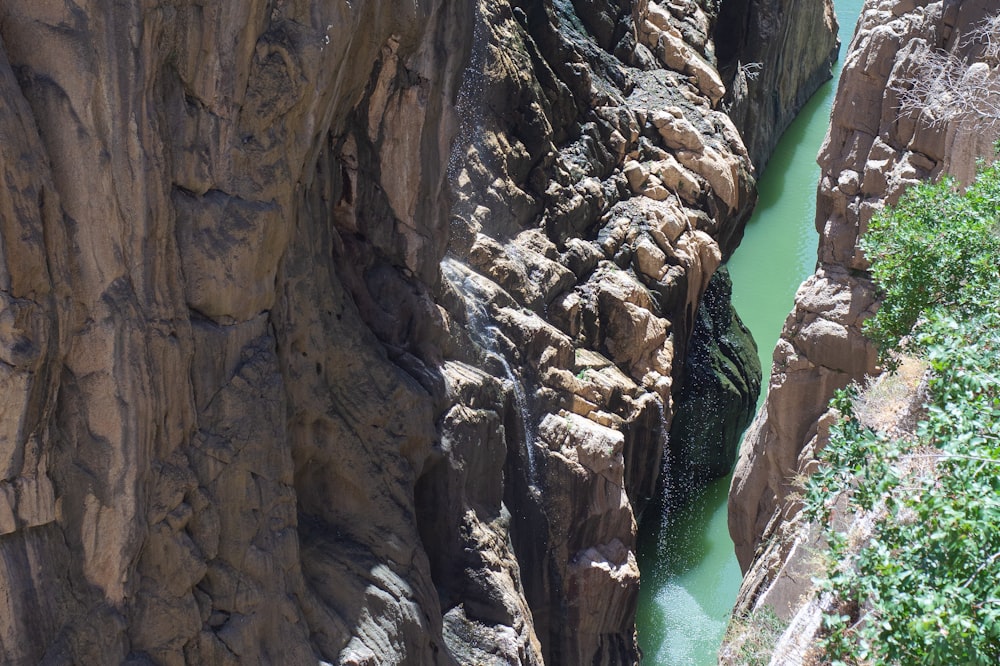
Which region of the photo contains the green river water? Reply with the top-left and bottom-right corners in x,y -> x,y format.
635,1 -> 866,663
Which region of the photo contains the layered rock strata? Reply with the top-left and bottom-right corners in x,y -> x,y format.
730,0 -> 999,590
438,1 -> 761,661
0,0 -> 834,664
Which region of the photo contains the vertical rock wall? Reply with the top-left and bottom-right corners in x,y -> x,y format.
0,0 -> 831,664
718,0 -> 839,170
729,0 -> 1000,574
0,2 -> 469,664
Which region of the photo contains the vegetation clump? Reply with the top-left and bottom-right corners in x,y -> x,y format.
804,158 -> 1000,665
721,606 -> 787,666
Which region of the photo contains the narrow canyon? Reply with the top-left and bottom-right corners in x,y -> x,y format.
726,0 -> 1000,661
0,0 -> 993,664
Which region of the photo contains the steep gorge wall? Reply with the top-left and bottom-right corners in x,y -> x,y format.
730,0 -> 999,582
718,0 -> 840,170
0,3 -> 470,664
0,1 -> 831,664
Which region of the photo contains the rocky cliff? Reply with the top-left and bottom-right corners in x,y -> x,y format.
727,0 -> 1000,652
718,0 -> 840,170
0,1 -> 833,664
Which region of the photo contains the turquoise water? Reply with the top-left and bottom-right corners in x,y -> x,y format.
636,475 -> 744,664
635,1 -> 866,663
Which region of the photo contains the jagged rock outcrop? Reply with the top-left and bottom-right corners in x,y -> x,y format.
441,2 -> 762,662
729,0 -> 999,589
0,0 -> 834,664
717,0 -> 840,169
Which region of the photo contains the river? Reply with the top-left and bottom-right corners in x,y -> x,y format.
635,1 -> 866,663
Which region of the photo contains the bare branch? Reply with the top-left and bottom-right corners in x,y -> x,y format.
892,14 -> 1000,131
739,61 -> 762,82
962,14 -> 1000,63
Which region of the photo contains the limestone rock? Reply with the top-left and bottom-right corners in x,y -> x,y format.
651,107 -> 705,151
722,360 -> 929,665
623,160 -> 647,192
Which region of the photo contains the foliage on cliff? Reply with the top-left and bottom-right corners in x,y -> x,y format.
805,159 -> 1000,665
859,160 -> 1000,364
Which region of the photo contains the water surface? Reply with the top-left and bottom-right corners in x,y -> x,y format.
727,0 -> 864,383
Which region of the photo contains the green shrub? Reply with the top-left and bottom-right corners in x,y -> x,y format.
805,158 -> 1000,665
860,161 -> 1000,365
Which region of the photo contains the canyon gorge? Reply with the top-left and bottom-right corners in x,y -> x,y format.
0,0 -> 993,664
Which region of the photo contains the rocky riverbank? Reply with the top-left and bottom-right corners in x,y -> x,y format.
725,0 -> 1000,661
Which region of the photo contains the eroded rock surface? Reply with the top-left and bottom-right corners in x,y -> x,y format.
0,0 -> 832,664
441,2 -> 761,661
718,0 -> 840,169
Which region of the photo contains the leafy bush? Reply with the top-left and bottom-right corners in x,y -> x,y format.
805,159 -> 1000,665
860,160 -> 1000,363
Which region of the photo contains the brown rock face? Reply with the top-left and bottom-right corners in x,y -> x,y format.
0,0 -> 830,664
440,2 -> 762,661
729,0 -> 1000,574
1,2 -> 469,664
